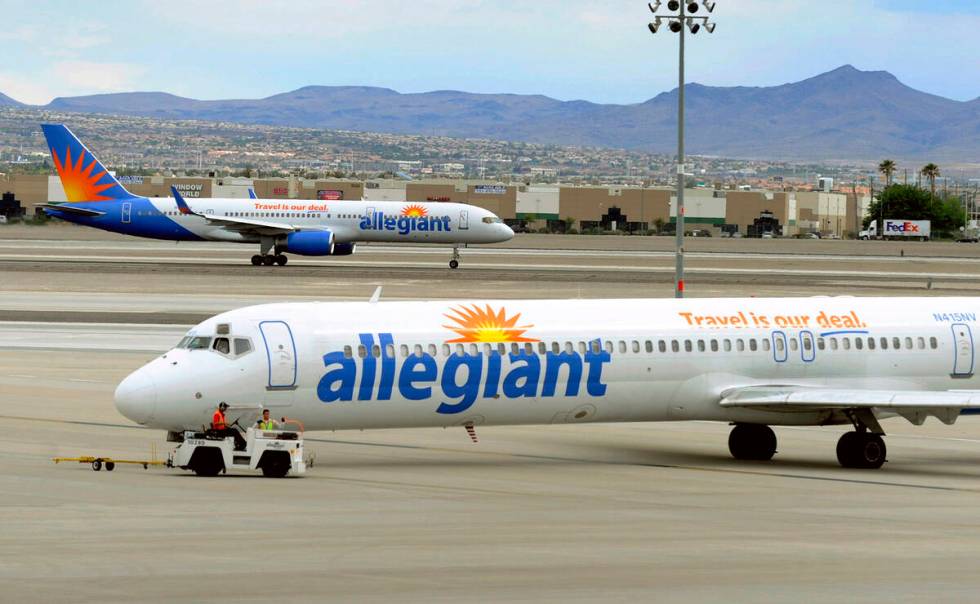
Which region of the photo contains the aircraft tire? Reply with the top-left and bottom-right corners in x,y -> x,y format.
262,255 -> 275,266
837,432 -> 886,469
728,424 -> 776,461
449,259 -> 459,269
251,255 -> 263,266
91,460 -> 102,471
105,462 -> 115,472
275,255 -> 288,266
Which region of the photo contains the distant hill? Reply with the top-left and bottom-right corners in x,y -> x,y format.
10,65 -> 980,160
0,91 -> 22,107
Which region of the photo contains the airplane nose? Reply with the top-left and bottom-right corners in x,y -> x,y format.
114,369 -> 157,425
502,223 -> 515,240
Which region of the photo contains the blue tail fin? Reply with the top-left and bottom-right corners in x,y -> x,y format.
41,124 -> 137,203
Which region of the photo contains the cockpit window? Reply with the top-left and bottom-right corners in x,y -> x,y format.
234,338 -> 253,356
482,216 -> 502,224
213,337 -> 231,355
187,336 -> 212,350
176,336 -> 192,349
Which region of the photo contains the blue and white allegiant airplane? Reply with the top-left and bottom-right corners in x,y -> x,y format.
115,295 -> 980,473
38,124 -> 513,267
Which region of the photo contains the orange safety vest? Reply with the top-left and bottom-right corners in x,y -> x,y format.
212,409 -> 226,430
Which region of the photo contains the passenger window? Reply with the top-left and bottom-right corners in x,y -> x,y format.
930,337 -> 938,349
578,342 -> 586,354
213,337 -> 230,354
632,340 -> 640,353
867,338 -> 875,350
400,344 -> 409,357
880,337 -> 888,350
802,336 -> 812,351
736,339 -> 744,352
605,341 -> 614,354
830,337 -> 838,350
645,340 -> 654,353
894,337 -> 902,350
455,344 -> 465,357
551,342 -> 560,354
498,343 -> 507,356
443,344 -> 451,357
618,341 -> 627,353
414,344 -> 423,357
565,342 -> 573,353
789,338 -> 798,352
428,344 -> 437,356
372,345 -> 381,358
671,340 -> 680,353
775,338 -> 785,352
358,345 -> 367,358
511,343 -> 520,355
816,337 -> 824,351
343,345 -> 353,359
749,339 -> 757,352
697,340 -> 705,352
483,343 -> 493,355
904,337 -> 913,349
917,337 -> 925,349
591,341 -> 600,354
710,339 -> 719,352
684,340 -> 693,352
843,338 -> 851,350
762,339 -> 771,352
469,344 -> 479,355
723,339 -> 731,352
233,338 -> 252,356
538,342 -> 547,355
523,343 -> 534,355
659,340 -> 667,353
855,338 -> 863,350
385,344 -> 394,358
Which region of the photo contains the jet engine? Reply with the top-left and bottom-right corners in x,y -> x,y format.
331,242 -> 356,256
284,231 -> 334,256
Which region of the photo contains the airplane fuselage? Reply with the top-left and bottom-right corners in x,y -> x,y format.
115,297 -> 980,434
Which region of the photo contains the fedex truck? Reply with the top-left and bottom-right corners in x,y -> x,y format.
860,219 -> 930,240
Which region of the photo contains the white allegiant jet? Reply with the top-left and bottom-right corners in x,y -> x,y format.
38,124 -> 513,267
115,295 -> 980,472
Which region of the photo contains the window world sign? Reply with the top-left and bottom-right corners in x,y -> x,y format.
474,185 -> 506,195
173,183 -> 204,198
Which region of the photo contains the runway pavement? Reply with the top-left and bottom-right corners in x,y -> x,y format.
5,225 -> 980,601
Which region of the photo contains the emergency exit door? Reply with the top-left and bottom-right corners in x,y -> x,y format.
259,321 -> 298,389
951,323 -> 974,377
121,202 -> 132,224
459,209 -> 469,229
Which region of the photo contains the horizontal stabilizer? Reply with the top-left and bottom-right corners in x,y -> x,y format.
36,203 -> 105,217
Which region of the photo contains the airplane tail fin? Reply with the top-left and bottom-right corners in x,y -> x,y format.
41,124 -> 138,203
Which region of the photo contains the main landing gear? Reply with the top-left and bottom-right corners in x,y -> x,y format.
449,245 -> 461,269
251,237 -> 287,266
251,254 -> 287,266
727,410 -> 887,469
836,409 -> 886,469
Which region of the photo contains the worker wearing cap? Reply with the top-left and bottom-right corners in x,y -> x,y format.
257,408 -> 278,431
211,402 -> 246,450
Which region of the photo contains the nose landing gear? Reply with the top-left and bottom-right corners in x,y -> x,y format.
449,245 -> 461,269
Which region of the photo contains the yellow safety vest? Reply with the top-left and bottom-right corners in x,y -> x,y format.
259,420 -> 276,430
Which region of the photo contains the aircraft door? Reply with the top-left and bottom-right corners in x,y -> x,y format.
122,202 -> 132,224
771,331 -> 788,363
259,321 -> 298,389
459,209 -> 469,230
951,323 -> 974,377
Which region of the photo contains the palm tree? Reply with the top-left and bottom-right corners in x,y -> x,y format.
878,159 -> 896,187
921,163 -> 940,198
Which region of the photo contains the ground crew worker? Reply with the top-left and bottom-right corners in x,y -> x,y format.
211,402 -> 246,450
257,408 -> 278,431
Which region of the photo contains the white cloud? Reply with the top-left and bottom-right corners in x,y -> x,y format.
49,61 -> 146,94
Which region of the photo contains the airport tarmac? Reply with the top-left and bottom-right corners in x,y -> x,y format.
4,225 -> 980,602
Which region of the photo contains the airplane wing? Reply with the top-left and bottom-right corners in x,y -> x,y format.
171,186 -> 296,235
720,385 -> 980,426
36,203 -> 106,217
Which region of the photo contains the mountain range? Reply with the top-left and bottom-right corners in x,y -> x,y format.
4,65 -> 979,161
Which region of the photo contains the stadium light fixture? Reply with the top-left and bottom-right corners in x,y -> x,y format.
645,1 -> 717,298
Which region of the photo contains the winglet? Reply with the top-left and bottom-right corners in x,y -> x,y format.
171,186 -> 195,215
248,188 -> 257,199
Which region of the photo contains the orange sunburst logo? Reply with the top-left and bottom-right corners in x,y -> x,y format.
52,145 -> 113,202
401,204 -> 428,218
443,304 -> 539,343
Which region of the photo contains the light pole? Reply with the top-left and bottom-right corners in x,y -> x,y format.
647,0 -> 716,298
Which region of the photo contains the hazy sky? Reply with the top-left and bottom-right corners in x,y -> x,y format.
1,0 -> 978,105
